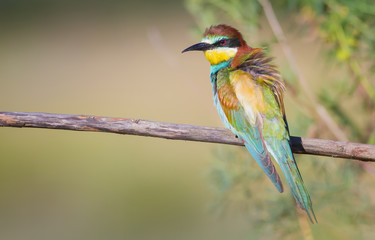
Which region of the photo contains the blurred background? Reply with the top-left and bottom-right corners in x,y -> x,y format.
1,0 -> 375,239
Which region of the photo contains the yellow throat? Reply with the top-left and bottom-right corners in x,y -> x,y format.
204,48 -> 237,65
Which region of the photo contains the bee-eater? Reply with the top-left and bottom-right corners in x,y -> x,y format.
182,24 -> 316,222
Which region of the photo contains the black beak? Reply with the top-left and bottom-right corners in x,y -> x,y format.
182,42 -> 212,53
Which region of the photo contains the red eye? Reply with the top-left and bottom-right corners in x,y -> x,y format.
219,39 -> 226,45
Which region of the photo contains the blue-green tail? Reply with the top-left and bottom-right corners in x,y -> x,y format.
266,138 -> 317,223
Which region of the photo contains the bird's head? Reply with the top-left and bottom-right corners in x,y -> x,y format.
182,24 -> 250,66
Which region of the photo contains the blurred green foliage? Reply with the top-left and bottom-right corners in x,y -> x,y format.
1,0 -> 375,239
185,0 -> 375,238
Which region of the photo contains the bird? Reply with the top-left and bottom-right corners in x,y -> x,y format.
182,24 -> 316,223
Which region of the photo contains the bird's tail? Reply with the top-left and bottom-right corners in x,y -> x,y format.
266,138 -> 317,223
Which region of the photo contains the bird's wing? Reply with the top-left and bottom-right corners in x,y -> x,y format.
259,77 -> 317,223
215,68 -> 284,193
235,47 -> 291,134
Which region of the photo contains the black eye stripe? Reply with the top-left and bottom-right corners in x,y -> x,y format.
213,38 -> 241,48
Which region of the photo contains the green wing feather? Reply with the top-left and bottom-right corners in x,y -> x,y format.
215,68 -> 284,193
261,82 -> 317,223
216,67 -> 316,222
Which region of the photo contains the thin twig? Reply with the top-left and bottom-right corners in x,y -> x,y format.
1,111 -> 375,162
258,0 -> 348,141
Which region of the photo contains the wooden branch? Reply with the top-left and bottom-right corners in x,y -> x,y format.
1,111 -> 374,162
